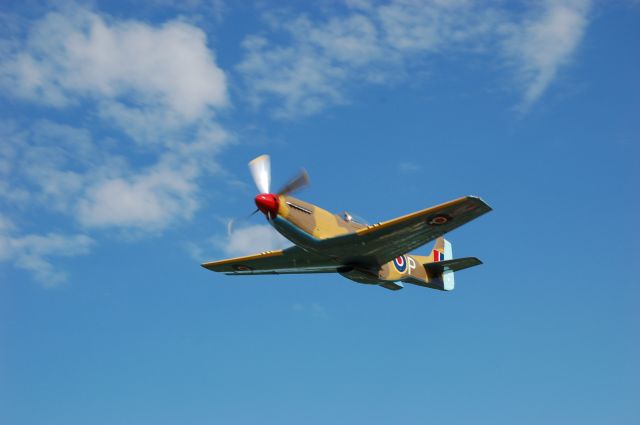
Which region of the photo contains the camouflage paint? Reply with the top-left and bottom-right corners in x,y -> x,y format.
203,194 -> 490,291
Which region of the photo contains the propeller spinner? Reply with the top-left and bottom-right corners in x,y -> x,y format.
247,154 -> 309,219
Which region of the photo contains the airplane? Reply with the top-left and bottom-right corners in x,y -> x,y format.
201,155 -> 492,291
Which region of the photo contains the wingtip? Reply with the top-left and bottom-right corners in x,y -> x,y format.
200,262 -> 214,270
467,195 -> 493,211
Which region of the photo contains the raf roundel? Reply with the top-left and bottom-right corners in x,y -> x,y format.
428,214 -> 450,225
393,255 -> 407,272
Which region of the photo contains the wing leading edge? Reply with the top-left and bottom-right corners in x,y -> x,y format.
201,245 -> 338,275
314,196 -> 492,265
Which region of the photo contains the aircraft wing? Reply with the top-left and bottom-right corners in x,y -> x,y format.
201,245 -> 338,275
319,196 -> 491,265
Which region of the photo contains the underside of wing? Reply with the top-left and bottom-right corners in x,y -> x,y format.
201,245 -> 338,275
316,196 -> 491,266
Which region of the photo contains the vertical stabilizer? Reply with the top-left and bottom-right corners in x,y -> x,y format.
430,237 -> 454,290
431,237 -> 453,261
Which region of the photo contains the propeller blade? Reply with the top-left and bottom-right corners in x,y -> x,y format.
248,154 -> 271,194
277,169 -> 310,196
227,209 -> 260,235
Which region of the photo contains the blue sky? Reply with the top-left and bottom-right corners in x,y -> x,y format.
1,1 -> 638,424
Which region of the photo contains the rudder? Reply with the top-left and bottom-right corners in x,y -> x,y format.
430,237 -> 455,290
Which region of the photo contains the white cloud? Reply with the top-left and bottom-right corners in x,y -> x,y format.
0,8 -> 227,125
238,0 -> 591,117
77,164 -> 198,230
504,0 -> 590,109
0,7 -> 231,234
221,224 -> 291,257
0,227 -> 94,287
1,117 -> 230,233
307,14 -> 383,65
237,12 -> 386,118
0,120 -> 93,211
0,7 -> 231,284
377,0 -> 500,52
238,33 -> 348,118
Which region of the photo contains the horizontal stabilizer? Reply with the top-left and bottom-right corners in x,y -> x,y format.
424,257 -> 482,275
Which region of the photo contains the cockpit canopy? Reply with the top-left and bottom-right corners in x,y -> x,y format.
340,211 -> 369,225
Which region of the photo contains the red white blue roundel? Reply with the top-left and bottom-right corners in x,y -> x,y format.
393,255 -> 407,272
428,215 -> 449,225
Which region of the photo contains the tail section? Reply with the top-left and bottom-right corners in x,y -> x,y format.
423,237 -> 481,291
395,237 -> 483,291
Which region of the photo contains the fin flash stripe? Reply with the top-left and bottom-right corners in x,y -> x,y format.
433,250 -> 443,262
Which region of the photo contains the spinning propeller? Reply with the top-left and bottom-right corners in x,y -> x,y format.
249,154 -> 309,219
228,155 -> 309,234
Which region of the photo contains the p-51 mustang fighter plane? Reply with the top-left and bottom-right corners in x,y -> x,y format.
202,155 -> 491,291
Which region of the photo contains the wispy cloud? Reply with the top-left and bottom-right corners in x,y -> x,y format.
0,223 -> 94,287
221,224 -> 291,257
0,6 -> 230,283
0,7 -> 230,233
238,0 -> 591,117
504,0 -> 590,110
185,221 -> 291,263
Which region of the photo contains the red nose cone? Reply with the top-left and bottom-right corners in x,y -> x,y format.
255,193 -> 279,217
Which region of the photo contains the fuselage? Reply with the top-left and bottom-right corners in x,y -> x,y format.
261,194 -> 443,288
